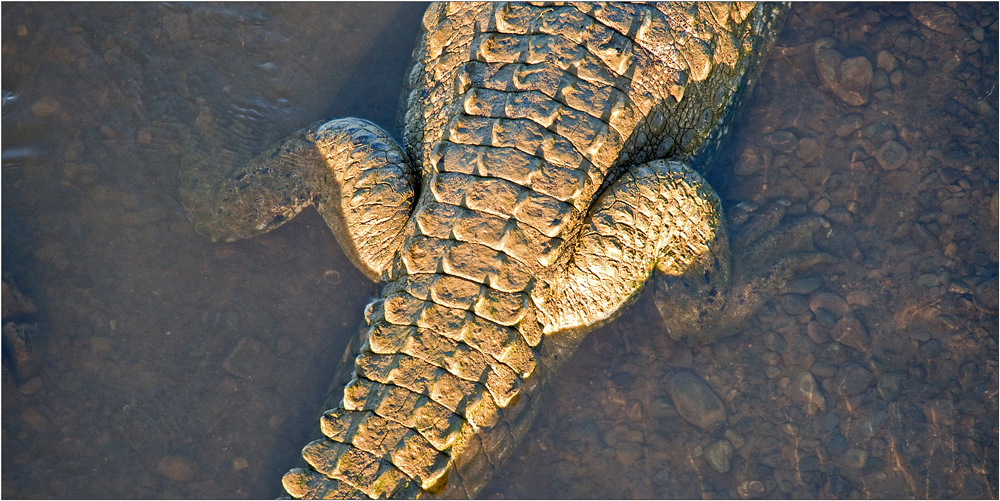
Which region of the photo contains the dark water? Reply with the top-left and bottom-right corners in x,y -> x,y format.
2,3 -> 997,499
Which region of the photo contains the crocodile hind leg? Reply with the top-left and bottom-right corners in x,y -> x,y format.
653,199 -> 834,345
180,115 -> 416,280
532,159 -> 832,354
531,159 -> 729,365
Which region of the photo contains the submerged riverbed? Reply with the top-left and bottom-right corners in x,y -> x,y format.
3,3 -> 997,499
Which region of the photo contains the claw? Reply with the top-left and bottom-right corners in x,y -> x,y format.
654,201 -> 835,345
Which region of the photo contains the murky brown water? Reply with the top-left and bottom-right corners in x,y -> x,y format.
3,3 -> 997,499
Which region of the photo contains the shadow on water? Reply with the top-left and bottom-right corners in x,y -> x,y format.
2,2 -> 998,499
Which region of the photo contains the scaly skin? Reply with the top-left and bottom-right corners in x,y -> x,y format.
180,3 -> 829,498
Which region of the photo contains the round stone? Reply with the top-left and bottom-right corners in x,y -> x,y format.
810,292 -> 850,318
666,370 -> 727,430
875,140 -> 908,170
833,363 -> 873,396
704,439 -> 734,473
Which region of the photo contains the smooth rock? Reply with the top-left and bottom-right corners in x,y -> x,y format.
974,276 -> 998,311
876,50 -> 898,72
862,122 -> 897,142
815,39 -> 873,106
780,294 -> 810,316
782,276 -> 824,295
806,321 -> 830,344
909,3 -> 959,34
738,480 -> 766,499
875,140 -> 908,170
842,448 -> 868,469
828,475 -> 853,498
704,439 -> 734,473
811,361 -> 837,378
835,113 -> 864,137
31,96 -> 61,117
798,455 -> 820,472
810,292 -> 850,318
792,371 -> 826,410
768,130 -> 798,153
924,399 -> 956,426
666,370 -> 726,430
940,196 -> 972,216
724,429 -> 745,449
833,363 -> 873,396
796,137 -> 821,163
649,396 -> 677,419
831,315 -> 870,351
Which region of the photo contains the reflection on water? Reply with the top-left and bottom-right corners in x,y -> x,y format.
2,3 -> 997,499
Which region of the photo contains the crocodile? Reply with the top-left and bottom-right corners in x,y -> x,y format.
180,2 -> 832,498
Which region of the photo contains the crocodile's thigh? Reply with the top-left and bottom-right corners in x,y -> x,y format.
533,160 -> 727,337
310,119 -> 418,281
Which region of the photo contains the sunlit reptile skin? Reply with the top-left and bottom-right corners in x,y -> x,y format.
180,2 -> 790,498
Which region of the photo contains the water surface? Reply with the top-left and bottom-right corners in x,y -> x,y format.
2,3 -> 997,499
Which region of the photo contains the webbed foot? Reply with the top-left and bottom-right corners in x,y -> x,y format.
654,200 -> 834,344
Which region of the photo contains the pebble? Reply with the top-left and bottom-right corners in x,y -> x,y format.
940,196 -> 971,216
906,57 -> 926,77
809,292 -> 850,318
768,130 -> 798,153
704,440 -> 734,473
648,396 -> 678,419
18,377 -> 43,395
666,370 -> 726,430
791,371 -> 826,410
810,361 -> 837,378
974,276 -> 998,311
763,331 -> 787,352
734,145 -> 766,176
845,290 -> 872,307
21,408 -> 48,432
814,307 -> 837,328
136,129 -> 153,144
737,480 -> 765,499
859,410 -> 889,438
782,276 -> 824,295
615,441 -> 643,468
724,429 -> 745,450
779,294 -> 810,315
832,363 -> 873,396
923,399 -> 956,426
823,207 -> 854,226
232,457 -> 249,471
157,455 -> 196,482
828,475 -> 852,497
821,413 -> 840,430
796,137 -> 821,163
31,96 -> 61,118
814,39 -> 873,106
909,3 -> 959,34
875,50 -> 898,72
831,315 -> 870,352
861,122 -> 897,142
806,321 -> 830,344
810,198 -> 830,215
798,455 -> 820,472
842,448 -> 868,469
875,140 -> 908,170
835,113 -> 864,137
